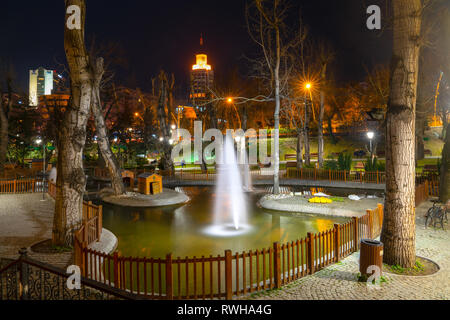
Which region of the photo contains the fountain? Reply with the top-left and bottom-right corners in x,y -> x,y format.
205,134 -> 251,237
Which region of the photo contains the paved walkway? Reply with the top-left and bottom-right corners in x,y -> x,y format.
0,194 -> 72,268
0,193 -> 118,270
248,200 -> 449,300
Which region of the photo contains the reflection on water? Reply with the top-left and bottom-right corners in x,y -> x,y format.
101,187 -> 348,258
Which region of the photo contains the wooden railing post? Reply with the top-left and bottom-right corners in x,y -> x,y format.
334,225 -> 340,263
97,205 -> 103,241
352,217 -> 359,252
113,252 -> 120,288
377,203 -> 384,234
307,233 -> 314,274
273,242 -> 281,288
14,180 -> 16,193
166,253 -> 173,300
367,209 -> 374,239
225,250 -> 233,300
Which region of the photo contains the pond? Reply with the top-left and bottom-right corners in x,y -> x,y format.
100,187 -> 349,259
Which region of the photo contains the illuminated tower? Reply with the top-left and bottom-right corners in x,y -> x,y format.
29,67 -> 54,106
190,35 -> 214,110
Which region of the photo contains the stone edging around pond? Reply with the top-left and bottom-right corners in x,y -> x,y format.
258,194 -> 382,218
100,188 -> 190,208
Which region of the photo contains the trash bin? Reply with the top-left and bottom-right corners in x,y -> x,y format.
359,239 -> 383,280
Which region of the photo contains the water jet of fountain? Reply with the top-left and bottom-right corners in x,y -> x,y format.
213,134 -> 248,230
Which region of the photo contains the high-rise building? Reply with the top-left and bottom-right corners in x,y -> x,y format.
190,36 -> 214,109
29,67 -> 54,106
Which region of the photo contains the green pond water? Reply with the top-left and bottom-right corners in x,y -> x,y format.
101,187 -> 349,259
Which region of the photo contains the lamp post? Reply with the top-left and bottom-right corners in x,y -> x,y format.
226,98 -> 242,129
367,131 -> 375,159
304,83 -> 312,166
36,138 -> 46,201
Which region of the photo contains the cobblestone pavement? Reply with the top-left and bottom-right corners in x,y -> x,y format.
0,194 -> 72,269
248,200 -> 449,300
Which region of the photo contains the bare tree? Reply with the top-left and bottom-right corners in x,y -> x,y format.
91,58 -> 126,195
316,41 -> 334,168
380,0 -> 422,268
0,66 -> 13,173
246,0 -> 306,194
156,71 -> 175,172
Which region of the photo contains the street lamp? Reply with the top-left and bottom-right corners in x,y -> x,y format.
36,138 -> 46,201
367,131 -> 374,158
226,97 -> 242,129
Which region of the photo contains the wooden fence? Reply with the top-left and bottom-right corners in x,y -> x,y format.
74,204 -> 384,300
0,178 -> 45,194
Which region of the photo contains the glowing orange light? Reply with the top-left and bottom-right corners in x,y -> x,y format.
192,54 -> 212,71
227,98 -> 233,103
134,112 -> 139,117
305,83 -> 311,90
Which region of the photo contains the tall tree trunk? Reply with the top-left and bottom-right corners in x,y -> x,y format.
380,0 -> 422,268
327,116 -> 337,144
304,97 -> 310,166
272,27 -> 281,195
296,128 -> 303,169
53,0 -> 92,246
0,81 -> 12,173
0,104 -> 8,173
92,58 -> 125,195
318,90 -> 325,168
440,123 -> 449,202
157,71 -> 174,172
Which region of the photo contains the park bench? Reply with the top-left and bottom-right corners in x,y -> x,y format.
303,153 -> 318,160
424,149 -> 432,156
286,161 -> 297,168
330,152 -> 341,158
284,153 -> 297,161
423,164 -> 438,175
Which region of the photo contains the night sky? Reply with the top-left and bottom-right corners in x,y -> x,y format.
1,0 -> 391,96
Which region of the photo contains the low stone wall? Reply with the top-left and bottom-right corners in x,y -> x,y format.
259,194 -> 382,218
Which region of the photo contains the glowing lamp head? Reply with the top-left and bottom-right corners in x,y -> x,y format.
305,83 -> 311,90
227,98 -> 233,103
367,132 -> 374,140
134,112 -> 139,117
36,138 -> 42,145
171,124 -> 176,130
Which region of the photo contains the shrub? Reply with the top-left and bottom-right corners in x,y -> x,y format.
324,160 -> 338,170
364,157 -> 385,171
338,153 -> 352,171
